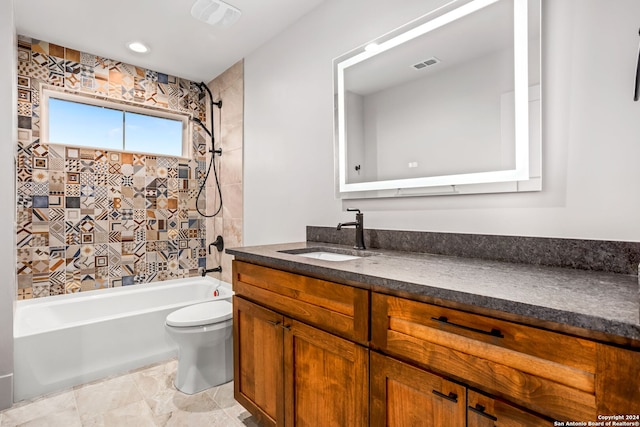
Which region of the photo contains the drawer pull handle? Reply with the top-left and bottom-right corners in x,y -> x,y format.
266,320 -> 281,327
431,316 -> 504,338
468,404 -> 498,421
431,390 -> 458,403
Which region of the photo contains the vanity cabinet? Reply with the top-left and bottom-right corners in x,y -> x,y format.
232,259 -> 640,425
232,261 -> 369,427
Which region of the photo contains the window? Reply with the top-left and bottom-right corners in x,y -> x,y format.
42,89 -> 190,158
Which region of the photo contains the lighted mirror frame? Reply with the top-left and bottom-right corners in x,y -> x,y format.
335,0 -> 537,197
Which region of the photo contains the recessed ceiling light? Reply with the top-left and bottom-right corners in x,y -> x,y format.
127,41 -> 150,54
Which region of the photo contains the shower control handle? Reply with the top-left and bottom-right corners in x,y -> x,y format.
209,236 -> 224,253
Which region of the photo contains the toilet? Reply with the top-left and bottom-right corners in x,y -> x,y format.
165,300 -> 233,394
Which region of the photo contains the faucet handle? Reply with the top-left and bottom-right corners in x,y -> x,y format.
347,208 -> 361,213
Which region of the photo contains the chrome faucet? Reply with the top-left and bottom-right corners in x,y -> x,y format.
337,208 -> 366,250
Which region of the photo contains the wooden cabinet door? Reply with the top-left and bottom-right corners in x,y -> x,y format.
283,319 -> 369,427
234,296 -> 284,427
370,352 -> 465,427
467,390 -> 553,427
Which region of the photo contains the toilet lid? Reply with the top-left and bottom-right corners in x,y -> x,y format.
166,300 -> 232,327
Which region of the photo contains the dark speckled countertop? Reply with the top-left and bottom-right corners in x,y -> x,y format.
227,242 -> 640,342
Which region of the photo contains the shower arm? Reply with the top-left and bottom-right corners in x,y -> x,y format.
198,82 -> 222,110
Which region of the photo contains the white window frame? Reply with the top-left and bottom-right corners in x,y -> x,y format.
40,87 -> 192,158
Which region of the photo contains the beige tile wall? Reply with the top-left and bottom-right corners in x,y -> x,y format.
205,60 -> 243,284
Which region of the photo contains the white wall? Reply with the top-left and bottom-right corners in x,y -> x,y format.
244,0 -> 640,244
345,91 -> 369,183
363,48 -> 513,181
0,0 -> 16,410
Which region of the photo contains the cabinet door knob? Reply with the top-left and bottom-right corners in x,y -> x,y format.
468,404 -> 498,421
431,390 -> 458,403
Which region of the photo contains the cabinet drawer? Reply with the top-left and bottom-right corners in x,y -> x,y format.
371,293 -> 597,421
467,390 -> 553,426
233,261 -> 369,344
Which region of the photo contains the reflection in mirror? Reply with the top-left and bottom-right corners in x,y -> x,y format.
334,0 -> 541,198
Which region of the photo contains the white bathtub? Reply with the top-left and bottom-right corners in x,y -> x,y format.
13,276 -> 233,402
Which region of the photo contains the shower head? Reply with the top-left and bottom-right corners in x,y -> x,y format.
191,117 -> 212,137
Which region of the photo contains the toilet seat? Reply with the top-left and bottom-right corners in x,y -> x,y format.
166,300 -> 232,328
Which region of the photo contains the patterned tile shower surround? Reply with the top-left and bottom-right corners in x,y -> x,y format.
15,36 -> 210,299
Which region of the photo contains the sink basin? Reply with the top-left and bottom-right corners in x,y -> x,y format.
294,252 -> 361,262
278,247 -> 374,262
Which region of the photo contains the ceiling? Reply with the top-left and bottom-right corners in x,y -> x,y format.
14,0 -> 325,83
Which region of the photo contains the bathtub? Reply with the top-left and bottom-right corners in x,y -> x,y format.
13,276 -> 233,402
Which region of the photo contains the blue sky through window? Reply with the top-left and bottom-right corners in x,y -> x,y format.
48,97 -> 184,157
49,98 -> 122,150
125,111 -> 183,157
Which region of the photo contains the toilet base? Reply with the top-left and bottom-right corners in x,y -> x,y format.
174,332 -> 233,394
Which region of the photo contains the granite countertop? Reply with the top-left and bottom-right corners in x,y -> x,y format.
227,241 -> 640,342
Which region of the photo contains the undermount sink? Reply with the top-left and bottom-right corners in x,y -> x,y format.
294,252 -> 361,262
278,247 -> 374,262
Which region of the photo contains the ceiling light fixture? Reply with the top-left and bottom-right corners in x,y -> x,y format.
191,0 -> 242,28
127,41 -> 150,54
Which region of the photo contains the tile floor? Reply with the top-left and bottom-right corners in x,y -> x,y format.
0,359 -> 261,427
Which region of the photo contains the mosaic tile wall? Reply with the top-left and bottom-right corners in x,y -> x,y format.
16,36 -> 210,299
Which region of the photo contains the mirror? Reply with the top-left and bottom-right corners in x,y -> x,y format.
334,0 -> 541,198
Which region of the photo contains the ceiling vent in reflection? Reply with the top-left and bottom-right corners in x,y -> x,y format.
191,0 -> 241,28
413,57 -> 441,70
